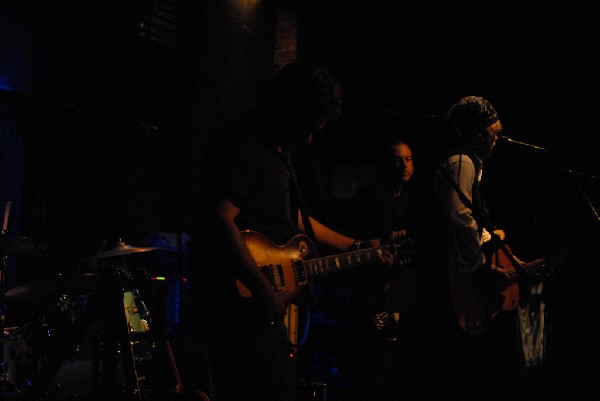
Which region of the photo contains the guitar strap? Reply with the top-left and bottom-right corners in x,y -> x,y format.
437,159 -> 528,278
436,156 -> 492,229
281,152 -> 317,243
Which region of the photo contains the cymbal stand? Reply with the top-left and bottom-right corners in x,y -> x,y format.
108,270 -> 142,400
89,262 -> 141,400
0,238 -> 7,374
0,201 -> 13,375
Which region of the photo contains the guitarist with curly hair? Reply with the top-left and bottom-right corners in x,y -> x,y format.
187,62 -> 393,401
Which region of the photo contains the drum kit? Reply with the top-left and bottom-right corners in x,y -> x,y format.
0,232 -> 185,400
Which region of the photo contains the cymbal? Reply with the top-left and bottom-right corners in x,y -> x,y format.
4,281 -> 55,304
82,241 -> 160,260
3,236 -> 49,254
4,273 -> 103,304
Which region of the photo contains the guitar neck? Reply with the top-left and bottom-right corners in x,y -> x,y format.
298,245 -> 390,281
504,257 -> 547,283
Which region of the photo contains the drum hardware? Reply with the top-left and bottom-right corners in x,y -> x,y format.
0,322 -> 39,392
2,236 -> 49,255
0,229 -> 194,399
4,274 -> 102,306
1,202 -> 14,378
81,239 -> 162,261
1,273 -> 132,397
123,288 -> 152,334
2,201 -> 48,256
83,259 -> 156,399
112,265 -> 211,400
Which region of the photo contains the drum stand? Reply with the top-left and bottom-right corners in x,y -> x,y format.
79,265 -> 143,400
91,262 -> 187,400
0,202 -> 12,382
0,234 -> 7,376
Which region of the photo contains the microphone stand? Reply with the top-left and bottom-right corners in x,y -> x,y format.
571,172 -> 600,226
499,136 -> 599,227
499,137 -> 599,376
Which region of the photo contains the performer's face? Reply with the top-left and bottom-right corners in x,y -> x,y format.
392,142 -> 414,183
478,120 -> 502,159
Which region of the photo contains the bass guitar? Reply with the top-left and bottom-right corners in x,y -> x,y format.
236,230 -> 415,304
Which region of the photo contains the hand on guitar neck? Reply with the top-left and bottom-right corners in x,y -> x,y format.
354,237 -> 396,267
478,229 -> 513,288
486,229 -> 528,283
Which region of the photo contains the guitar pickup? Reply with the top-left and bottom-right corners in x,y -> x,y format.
274,264 -> 285,290
263,264 -> 286,291
293,259 -> 308,285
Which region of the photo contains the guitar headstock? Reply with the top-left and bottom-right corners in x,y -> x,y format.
391,230 -> 415,266
392,230 -> 415,255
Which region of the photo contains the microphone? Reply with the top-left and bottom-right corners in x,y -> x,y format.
498,136 -> 549,153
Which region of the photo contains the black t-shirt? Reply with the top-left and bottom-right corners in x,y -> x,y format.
190,135 -> 298,306
350,181 -> 411,240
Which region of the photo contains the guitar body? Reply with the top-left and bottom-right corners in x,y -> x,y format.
236,230 -> 415,305
449,244 -> 538,335
236,231 -> 319,301
447,259 -> 490,335
491,247 -> 520,312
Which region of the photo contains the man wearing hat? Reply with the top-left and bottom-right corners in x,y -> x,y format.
432,96 -> 510,400
435,96 -> 502,279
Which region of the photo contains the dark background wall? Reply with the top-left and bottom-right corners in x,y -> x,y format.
296,2 -> 600,256
2,0 -> 598,250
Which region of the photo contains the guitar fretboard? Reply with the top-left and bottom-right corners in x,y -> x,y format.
302,247 -> 386,279
504,258 -> 547,283
291,237 -> 414,286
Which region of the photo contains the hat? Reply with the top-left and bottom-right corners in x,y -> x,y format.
447,96 -> 499,132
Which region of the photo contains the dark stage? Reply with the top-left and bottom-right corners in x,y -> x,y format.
1,1 -> 599,400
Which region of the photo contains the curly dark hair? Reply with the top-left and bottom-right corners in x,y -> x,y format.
265,61 -> 342,133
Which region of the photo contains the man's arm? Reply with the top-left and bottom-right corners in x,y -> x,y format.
435,155 -> 484,273
297,211 -> 354,250
298,211 -> 394,265
214,199 -> 288,318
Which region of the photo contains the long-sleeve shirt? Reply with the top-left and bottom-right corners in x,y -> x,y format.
434,153 -> 489,273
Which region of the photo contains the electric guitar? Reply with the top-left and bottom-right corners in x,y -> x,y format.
236,230 -> 415,304
449,242 -> 549,335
